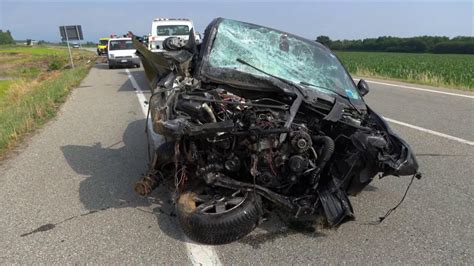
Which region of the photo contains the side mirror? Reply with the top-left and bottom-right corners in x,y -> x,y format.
357,79 -> 370,96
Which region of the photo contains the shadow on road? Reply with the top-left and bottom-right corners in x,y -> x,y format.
117,78 -> 135,92
61,119 -> 150,210
60,119 -> 185,241
238,212 -> 327,249
59,119 -> 330,245
94,62 -> 109,69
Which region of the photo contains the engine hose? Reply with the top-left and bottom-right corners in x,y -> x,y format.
311,135 -> 335,171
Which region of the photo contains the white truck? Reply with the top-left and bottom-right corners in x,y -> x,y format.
148,18 -> 201,53
107,37 -> 141,69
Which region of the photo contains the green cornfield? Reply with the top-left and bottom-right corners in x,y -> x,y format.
335,51 -> 474,90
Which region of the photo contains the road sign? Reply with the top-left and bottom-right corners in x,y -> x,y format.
59,25 -> 83,41
59,25 -> 84,69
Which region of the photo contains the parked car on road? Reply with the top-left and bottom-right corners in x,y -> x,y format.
107,37 -> 141,69
72,42 -> 80,48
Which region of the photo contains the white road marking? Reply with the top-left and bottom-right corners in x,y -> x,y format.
126,69 -> 149,117
353,79 -> 474,99
125,69 -> 222,266
184,241 -> 223,266
384,117 -> 474,146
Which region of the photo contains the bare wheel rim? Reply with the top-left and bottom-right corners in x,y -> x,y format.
193,190 -> 247,215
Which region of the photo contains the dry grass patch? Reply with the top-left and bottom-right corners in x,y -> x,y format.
6,79 -> 38,103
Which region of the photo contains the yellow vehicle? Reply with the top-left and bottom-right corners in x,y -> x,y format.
97,38 -> 110,55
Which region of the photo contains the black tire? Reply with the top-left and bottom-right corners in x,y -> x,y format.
177,189 -> 262,245
108,64 -> 114,69
135,63 -> 141,68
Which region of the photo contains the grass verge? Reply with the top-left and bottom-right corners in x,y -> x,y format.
0,80 -> 13,97
0,46 -> 94,158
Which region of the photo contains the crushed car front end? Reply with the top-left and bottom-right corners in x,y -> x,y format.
133,18 -> 420,244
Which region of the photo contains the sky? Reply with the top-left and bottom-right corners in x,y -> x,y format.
0,0 -> 473,42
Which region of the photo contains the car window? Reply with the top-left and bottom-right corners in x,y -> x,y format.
156,25 -> 190,36
109,40 -> 134,50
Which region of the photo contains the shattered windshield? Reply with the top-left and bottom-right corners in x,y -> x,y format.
208,19 -> 360,100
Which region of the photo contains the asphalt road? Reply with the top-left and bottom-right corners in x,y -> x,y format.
0,63 -> 472,264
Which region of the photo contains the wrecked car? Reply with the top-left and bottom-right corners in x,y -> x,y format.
132,18 -> 420,245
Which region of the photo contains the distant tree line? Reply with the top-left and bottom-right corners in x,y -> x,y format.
315,35 -> 474,54
0,30 -> 15,45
